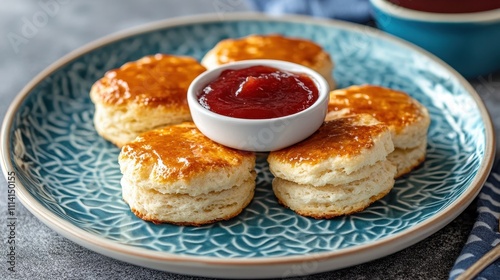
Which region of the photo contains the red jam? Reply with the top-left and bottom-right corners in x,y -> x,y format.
387,0 -> 500,13
198,66 -> 319,119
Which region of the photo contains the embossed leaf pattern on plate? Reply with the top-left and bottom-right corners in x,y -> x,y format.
9,20 -> 485,258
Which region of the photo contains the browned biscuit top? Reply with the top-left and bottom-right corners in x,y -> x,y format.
328,85 -> 426,133
268,115 -> 387,165
212,34 -> 329,67
119,122 -> 254,183
90,54 -> 206,108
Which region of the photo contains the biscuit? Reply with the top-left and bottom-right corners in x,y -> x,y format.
387,139 -> 427,177
118,122 -> 256,226
268,114 -> 394,187
268,115 -> 396,218
90,54 -> 206,147
201,34 -> 336,89
326,85 -> 430,177
272,160 -> 395,219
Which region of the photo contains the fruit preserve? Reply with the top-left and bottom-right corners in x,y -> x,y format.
198,65 -> 318,119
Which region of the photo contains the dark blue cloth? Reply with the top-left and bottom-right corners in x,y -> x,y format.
449,161 -> 500,279
247,0 -> 372,23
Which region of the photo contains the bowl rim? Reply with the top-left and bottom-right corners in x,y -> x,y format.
187,59 -> 330,124
370,0 -> 500,23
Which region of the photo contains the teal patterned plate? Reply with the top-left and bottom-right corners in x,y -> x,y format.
0,14 -> 495,278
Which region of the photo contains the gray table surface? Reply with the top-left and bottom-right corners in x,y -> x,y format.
1,1 -> 499,279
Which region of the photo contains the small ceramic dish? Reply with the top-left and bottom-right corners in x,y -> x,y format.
187,59 -> 330,152
370,0 -> 500,78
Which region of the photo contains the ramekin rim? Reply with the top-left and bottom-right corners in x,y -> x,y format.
187,59 -> 330,124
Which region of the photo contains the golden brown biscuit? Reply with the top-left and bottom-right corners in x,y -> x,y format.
326,85 -> 430,177
201,34 -> 336,89
272,161 -> 395,219
119,122 -> 256,226
268,115 -> 396,219
268,114 -> 394,187
90,54 -> 206,147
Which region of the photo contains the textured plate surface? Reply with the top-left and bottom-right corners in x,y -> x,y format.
0,14 -> 494,278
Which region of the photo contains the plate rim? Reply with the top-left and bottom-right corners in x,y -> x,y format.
1,12 -> 496,276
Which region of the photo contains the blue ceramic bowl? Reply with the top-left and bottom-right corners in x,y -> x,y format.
370,0 -> 500,78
